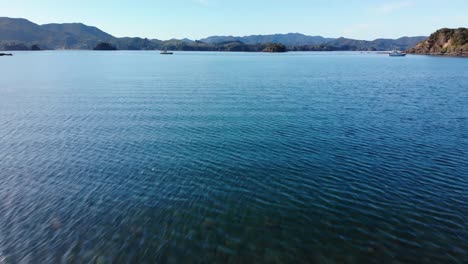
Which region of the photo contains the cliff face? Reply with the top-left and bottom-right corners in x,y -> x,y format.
407,28 -> 467,56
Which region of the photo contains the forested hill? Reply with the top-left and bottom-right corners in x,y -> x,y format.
0,17 -> 427,52
407,28 -> 468,56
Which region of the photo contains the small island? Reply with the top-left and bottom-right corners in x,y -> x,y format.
262,43 -> 287,53
407,28 -> 467,57
31,44 -> 41,51
93,42 -> 117,50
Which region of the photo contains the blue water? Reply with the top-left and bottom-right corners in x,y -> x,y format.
0,51 -> 467,263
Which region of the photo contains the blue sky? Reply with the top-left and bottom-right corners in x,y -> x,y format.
1,0 -> 467,40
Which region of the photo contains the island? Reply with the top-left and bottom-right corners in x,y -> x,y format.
31,44 -> 41,51
262,43 -> 287,53
93,42 -> 117,50
407,28 -> 467,57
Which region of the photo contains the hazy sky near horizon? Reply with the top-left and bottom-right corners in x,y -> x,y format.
1,0 -> 467,40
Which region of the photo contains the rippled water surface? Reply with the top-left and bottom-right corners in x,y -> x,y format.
0,51 -> 467,263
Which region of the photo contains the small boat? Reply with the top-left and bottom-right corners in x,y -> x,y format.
160,50 -> 173,55
0,53 -> 13,56
389,50 -> 407,57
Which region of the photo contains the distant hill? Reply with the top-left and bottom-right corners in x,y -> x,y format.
0,17 -> 54,42
156,40 -> 286,52
0,17 -> 115,49
42,23 -> 114,40
324,36 -> 427,51
199,33 -> 425,51
407,28 -> 468,56
0,17 -> 429,52
113,37 -> 159,50
200,33 -> 332,46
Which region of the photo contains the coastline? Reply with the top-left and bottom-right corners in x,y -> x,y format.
406,52 -> 468,58
4,50 -> 468,57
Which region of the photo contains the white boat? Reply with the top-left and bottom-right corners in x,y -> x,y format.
389,50 -> 407,57
160,50 -> 173,55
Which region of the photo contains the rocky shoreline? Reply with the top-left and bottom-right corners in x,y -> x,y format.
406,28 -> 467,57
407,52 -> 468,57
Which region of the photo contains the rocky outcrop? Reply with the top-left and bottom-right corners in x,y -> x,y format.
407,28 -> 467,56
